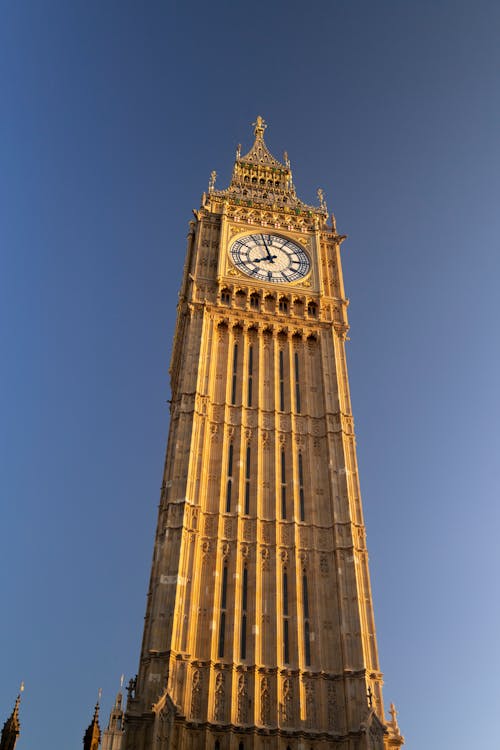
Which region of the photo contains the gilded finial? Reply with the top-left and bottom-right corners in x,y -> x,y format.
283,151 -> 290,169
208,170 -> 217,193
120,674 -> 125,689
236,143 -> 241,160
252,115 -> 267,138
331,212 -> 337,233
317,188 -> 327,212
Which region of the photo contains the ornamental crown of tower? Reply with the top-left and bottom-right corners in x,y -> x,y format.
207,115 -> 330,221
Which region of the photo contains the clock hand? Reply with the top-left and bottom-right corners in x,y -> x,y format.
260,234 -> 277,263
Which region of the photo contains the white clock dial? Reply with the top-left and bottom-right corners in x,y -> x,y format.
229,233 -> 310,283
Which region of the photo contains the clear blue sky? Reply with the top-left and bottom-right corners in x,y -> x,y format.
1,1 -> 500,747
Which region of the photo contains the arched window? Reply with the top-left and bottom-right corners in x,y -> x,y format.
221,288 -> 231,305
279,296 -> 289,313
250,292 -> 260,310
307,301 -> 317,317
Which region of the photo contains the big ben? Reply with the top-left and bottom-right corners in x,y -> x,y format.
123,117 -> 404,750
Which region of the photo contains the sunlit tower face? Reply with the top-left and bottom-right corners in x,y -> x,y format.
123,117 -> 404,750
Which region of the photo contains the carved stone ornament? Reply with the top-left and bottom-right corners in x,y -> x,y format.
190,669 -> 202,720
260,677 -> 270,725
282,677 -> 293,724
327,681 -> 337,729
213,671 -> 225,722
305,679 -> 316,728
236,673 -> 249,725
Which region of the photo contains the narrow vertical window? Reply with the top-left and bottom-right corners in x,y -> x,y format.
226,444 -> 233,512
244,445 -> 251,515
240,567 -> 248,660
294,351 -> 301,413
231,343 -> 238,405
283,618 -> 290,664
298,452 -> 305,522
303,574 -> 311,666
304,621 -> 311,666
281,449 -> 287,519
279,350 -> 285,411
283,568 -> 290,664
302,575 -> 309,618
247,345 -> 253,407
218,565 -> 228,657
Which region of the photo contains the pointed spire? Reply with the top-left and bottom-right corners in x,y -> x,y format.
0,685 -> 24,750
102,678 -> 125,750
83,693 -> 101,750
237,115 -> 285,168
386,701 -> 404,747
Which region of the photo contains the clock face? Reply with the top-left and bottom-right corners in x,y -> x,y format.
229,233 -> 310,283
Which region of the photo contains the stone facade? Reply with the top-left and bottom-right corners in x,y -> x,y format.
123,118 -> 403,750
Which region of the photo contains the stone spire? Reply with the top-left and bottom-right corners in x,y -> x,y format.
101,678 -> 125,750
83,698 -> 101,750
386,702 -> 405,748
0,685 -> 23,750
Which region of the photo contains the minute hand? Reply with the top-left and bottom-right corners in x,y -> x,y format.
260,234 -> 277,263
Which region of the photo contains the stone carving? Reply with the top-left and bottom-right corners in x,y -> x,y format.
243,519 -> 255,540
204,515 -> 216,536
236,673 -> 249,724
262,522 -> 272,543
327,682 -> 337,730
213,671 -> 225,722
260,677 -> 270,725
280,548 -> 289,564
299,550 -> 309,567
299,527 -> 310,546
260,546 -> 270,570
201,540 -> 211,558
320,554 -> 329,575
223,518 -> 233,539
282,678 -> 293,724
319,529 -> 330,548
190,669 -> 201,720
281,525 -> 291,545
305,679 -> 316,728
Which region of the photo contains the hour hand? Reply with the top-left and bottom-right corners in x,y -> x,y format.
260,234 -> 277,262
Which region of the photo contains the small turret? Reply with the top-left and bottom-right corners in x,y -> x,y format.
386,702 -> 405,748
101,678 -> 125,750
83,698 -> 101,750
0,683 -> 24,750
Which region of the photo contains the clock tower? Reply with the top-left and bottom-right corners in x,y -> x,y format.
123,117 -> 404,750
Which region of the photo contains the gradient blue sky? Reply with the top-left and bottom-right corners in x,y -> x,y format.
1,2 -> 500,748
